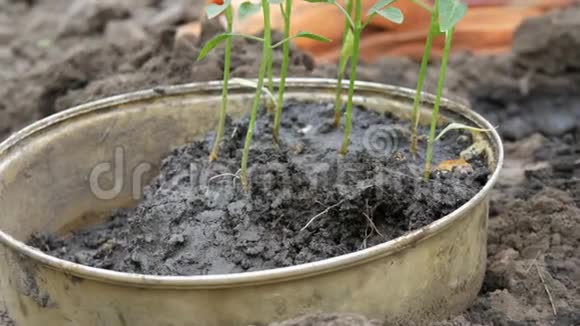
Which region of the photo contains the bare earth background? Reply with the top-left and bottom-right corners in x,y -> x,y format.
1,0 -> 579,325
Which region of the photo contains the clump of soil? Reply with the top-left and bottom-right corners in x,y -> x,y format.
31,102 -> 488,275
463,188 -> 580,325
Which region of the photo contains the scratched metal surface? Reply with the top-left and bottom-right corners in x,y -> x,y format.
0,294 -> 13,326
0,308 -> 13,326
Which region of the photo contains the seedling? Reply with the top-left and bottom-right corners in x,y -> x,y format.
238,0 -> 272,190
410,2 -> 438,155
332,0 -> 353,127
434,122 -> 495,142
422,0 -> 467,180
199,0 -> 470,187
273,0 -> 292,141
410,0 -> 466,157
272,34 -> 330,141
333,0 -> 433,128
240,0 -> 279,113
306,0 -> 404,155
203,0 -> 235,162
199,0 -> 329,190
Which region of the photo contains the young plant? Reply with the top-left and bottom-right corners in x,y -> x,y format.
410,2 -> 438,155
333,0 -> 430,128
203,0 -> 235,162
199,0 -> 329,190
422,0 -> 467,180
273,0 -> 294,141
272,4 -> 330,141
307,0 -> 404,155
238,1 -> 277,115
332,0 -> 353,127
265,9 -> 276,113
238,0 -> 273,190
338,0 -> 362,156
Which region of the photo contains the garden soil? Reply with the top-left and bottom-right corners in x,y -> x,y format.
1,0 -> 579,325
32,101 -> 489,275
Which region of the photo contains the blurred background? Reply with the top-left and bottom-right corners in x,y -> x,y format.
180,0 -> 571,61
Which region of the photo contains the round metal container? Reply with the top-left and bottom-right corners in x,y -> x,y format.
0,79 -> 503,325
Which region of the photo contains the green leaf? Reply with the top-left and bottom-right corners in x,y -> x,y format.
294,31 -> 331,43
368,0 -> 396,15
272,31 -> 331,48
206,4 -> 224,19
206,1 -> 231,19
231,78 -> 277,108
197,34 -> 231,61
376,7 -> 404,24
438,0 -> 467,32
340,28 -> 354,59
238,1 -> 261,20
435,122 -> 495,141
269,0 -> 283,3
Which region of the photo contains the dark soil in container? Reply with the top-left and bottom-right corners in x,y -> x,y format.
2,0 -> 579,324
31,101 -> 489,275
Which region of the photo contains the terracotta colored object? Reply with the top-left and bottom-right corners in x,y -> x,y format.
223,0 -> 571,62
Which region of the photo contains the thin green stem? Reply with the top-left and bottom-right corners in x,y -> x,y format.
273,0 -> 293,142
266,28 -> 275,112
209,5 -> 234,162
334,2 -> 355,31
339,0 -> 361,156
333,55 -> 349,127
362,13 -> 375,29
410,5 -> 438,155
267,55 -> 274,95
424,29 -> 454,181
271,34 -> 296,49
241,0 -> 272,190
410,0 -> 433,12
227,33 -> 264,42
333,0 -> 353,128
